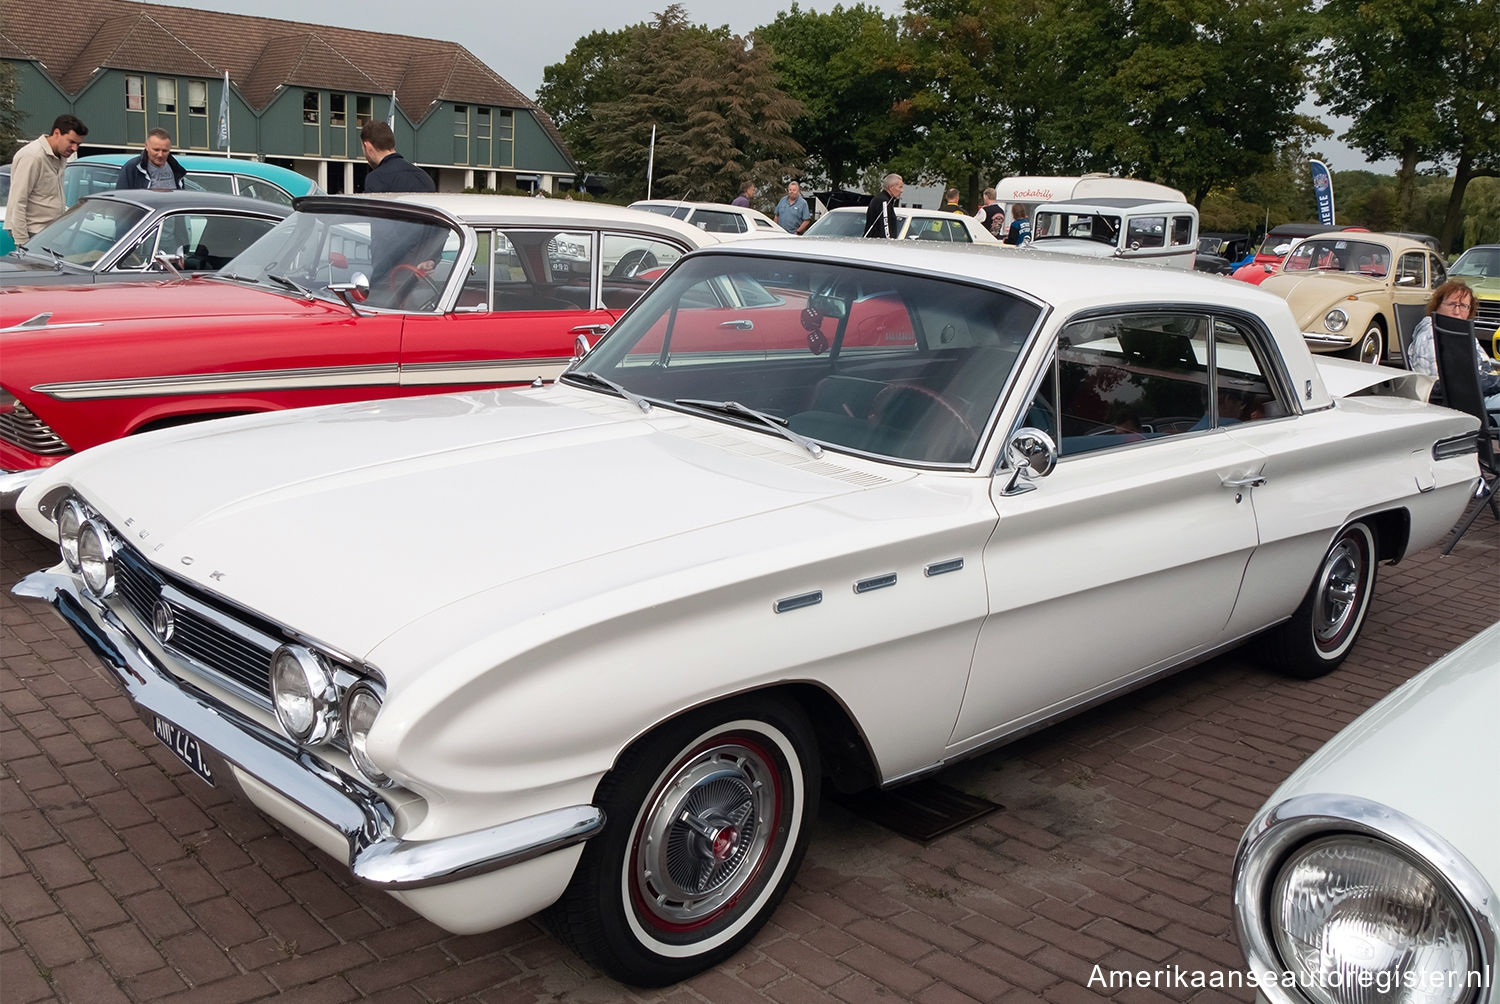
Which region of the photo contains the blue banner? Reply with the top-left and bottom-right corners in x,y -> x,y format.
1309,159 -> 1335,227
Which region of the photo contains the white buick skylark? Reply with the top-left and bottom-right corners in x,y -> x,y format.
14,240 -> 1483,985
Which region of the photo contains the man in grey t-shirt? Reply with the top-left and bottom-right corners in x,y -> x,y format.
116,129 -> 187,191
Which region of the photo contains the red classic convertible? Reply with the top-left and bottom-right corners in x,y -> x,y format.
0,194 -> 717,504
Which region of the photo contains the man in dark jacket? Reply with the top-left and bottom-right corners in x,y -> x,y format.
864,173 -> 903,238
116,129 -> 186,191
361,121 -> 435,193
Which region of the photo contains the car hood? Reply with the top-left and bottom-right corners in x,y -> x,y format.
1259,270 -> 1386,317
1262,621 -> 1500,890
0,275 -> 323,323
25,387 -> 916,674
1451,272 -> 1500,301
1029,238 -> 1116,260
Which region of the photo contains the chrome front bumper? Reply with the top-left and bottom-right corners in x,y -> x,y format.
1301,332 -> 1353,348
13,568 -> 605,890
0,468 -> 43,509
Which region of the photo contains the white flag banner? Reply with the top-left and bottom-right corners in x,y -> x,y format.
387,90 -> 397,129
216,71 -> 230,151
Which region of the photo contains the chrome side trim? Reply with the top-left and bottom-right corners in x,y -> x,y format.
853,572 -> 897,594
34,364 -> 401,401
773,590 -> 822,614
398,357 -> 574,386
924,558 -> 965,577
1233,793 -> 1497,1004
12,569 -> 604,891
0,314 -> 105,334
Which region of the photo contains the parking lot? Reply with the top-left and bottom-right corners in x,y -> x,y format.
2,507 -> 1495,1003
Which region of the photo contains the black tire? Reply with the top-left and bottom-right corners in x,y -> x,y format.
1259,522 -> 1378,678
545,696 -> 820,986
1343,324 -> 1384,365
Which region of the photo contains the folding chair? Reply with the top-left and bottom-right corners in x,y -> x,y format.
1432,313 -> 1499,553
1392,302 -> 1426,370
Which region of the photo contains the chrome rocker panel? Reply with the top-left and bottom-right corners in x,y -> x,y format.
13,568 -> 605,891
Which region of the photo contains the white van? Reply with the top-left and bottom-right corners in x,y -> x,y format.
996,174 -> 1185,211
1029,197 -> 1200,269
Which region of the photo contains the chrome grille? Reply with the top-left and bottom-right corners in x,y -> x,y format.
1475,300 -> 1499,359
0,402 -> 71,455
114,541 -> 275,701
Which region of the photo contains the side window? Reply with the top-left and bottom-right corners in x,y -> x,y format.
1126,217 -> 1166,249
1212,320 -> 1279,426
944,218 -> 973,243
1055,313 -> 1211,456
601,234 -> 684,309
692,210 -> 741,234
1171,216 -> 1194,246
115,225 -> 162,270
1428,253 -> 1447,287
237,178 -> 295,207
1395,252 -> 1426,287
188,172 -> 235,195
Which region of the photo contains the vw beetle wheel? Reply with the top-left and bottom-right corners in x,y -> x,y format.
1260,522 -> 1377,678
1344,324 -> 1383,365
546,697 -> 819,987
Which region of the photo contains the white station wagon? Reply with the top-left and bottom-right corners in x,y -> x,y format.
14,241 -> 1482,986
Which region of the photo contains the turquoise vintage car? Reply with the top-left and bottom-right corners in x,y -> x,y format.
63,153 -> 322,208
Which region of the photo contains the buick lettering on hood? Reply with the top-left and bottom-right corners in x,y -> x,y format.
14,240 -> 1481,986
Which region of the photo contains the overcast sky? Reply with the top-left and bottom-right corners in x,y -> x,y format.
154,0 -> 1396,174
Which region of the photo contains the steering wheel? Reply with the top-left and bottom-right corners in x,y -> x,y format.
387,263 -> 441,309
871,383 -> 977,460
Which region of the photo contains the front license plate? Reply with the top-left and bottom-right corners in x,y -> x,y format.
152,716 -> 215,786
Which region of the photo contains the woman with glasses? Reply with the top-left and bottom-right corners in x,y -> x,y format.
1407,279 -> 1500,410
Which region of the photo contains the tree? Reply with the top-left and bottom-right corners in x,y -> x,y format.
537,6 -> 804,202
1106,0 -> 1322,206
1314,0 -> 1500,247
757,4 -> 909,191
0,61 -> 25,163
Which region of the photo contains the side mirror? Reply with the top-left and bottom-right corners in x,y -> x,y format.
571,333 -> 593,367
327,272 -> 371,315
1000,426 -> 1058,496
151,250 -> 184,279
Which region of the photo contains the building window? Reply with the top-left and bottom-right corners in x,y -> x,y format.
188,80 -> 207,116
356,96 -> 372,126
157,78 -> 177,113
126,75 -> 144,111
477,107 -> 491,138
303,91 -> 319,125
331,94 -> 346,127
454,105 -> 468,135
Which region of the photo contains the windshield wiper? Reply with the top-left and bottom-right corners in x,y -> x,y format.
266,273 -> 312,298
674,399 -> 823,458
562,370 -> 652,412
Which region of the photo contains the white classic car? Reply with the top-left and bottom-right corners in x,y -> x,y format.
1234,620 -> 1499,1004
13,241 -> 1483,986
1030,197 -> 1201,269
804,204 -> 1001,243
628,199 -> 783,239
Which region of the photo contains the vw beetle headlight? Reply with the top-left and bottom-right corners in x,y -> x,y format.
57,498 -> 86,571
340,683 -> 390,786
77,520 -> 115,597
1270,835 -> 1480,1004
1324,308 -> 1349,333
270,645 -> 338,745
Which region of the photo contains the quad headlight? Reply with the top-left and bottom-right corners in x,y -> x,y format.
270,645 -> 339,745
57,498 -> 86,571
77,520 -> 115,597
1268,834 -> 1480,1004
340,683 -> 389,787
1324,308 -> 1349,333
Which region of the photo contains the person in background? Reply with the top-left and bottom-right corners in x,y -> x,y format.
732,181 -> 756,208
1005,203 -> 1032,246
942,187 -> 963,213
360,121 -> 435,193
1407,279 -> 1500,410
116,128 -> 186,191
974,187 -> 1004,236
775,180 -> 812,234
864,173 -> 903,238
5,113 -> 87,243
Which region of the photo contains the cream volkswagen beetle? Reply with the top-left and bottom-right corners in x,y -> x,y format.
1234,621 -> 1498,1004
13,241 -> 1483,986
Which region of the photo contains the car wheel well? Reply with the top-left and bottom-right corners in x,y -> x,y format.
131,411 -> 253,436
1361,507 -> 1410,564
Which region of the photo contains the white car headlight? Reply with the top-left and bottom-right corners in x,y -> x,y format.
1270,835 -> 1480,1004
270,645 -> 339,745
340,683 -> 390,786
77,520 -> 115,597
57,498 -> 86,571
1324,308 -> 1349,333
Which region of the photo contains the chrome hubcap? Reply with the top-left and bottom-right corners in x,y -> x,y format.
634,741 -> 777,927
1314,536 -> 1365,650
1359,330 -> 1381,364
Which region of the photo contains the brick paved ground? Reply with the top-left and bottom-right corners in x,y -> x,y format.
2,507 -> 1496,1003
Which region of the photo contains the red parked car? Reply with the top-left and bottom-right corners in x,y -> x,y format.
1231,223 -> 1366,285
0,194 -> 718,505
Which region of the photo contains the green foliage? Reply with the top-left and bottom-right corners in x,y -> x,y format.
0,61 -> 25,162
757,3 -> 908,190
537,5 -> 803,203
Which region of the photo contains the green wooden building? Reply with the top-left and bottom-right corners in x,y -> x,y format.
1,0 -> 581,194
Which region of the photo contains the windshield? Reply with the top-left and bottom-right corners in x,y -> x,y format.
1281,238 -> 1390,276
569,254 -> 1043,466
805,212 -> 871,238
1449,246 -> 1499,279
20,198 -> 148,265
1032,210 -> 1121,246
220,208 -> 462,310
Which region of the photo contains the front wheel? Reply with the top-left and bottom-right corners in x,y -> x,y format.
545,696 -> 820,986
1343,324 -> 1384,365
1259,522 -> 1378,678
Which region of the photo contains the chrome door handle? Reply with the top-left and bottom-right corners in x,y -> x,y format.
1220,473 -> 1267,489
569,323 -> 611,335
718,319 -> 754,330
